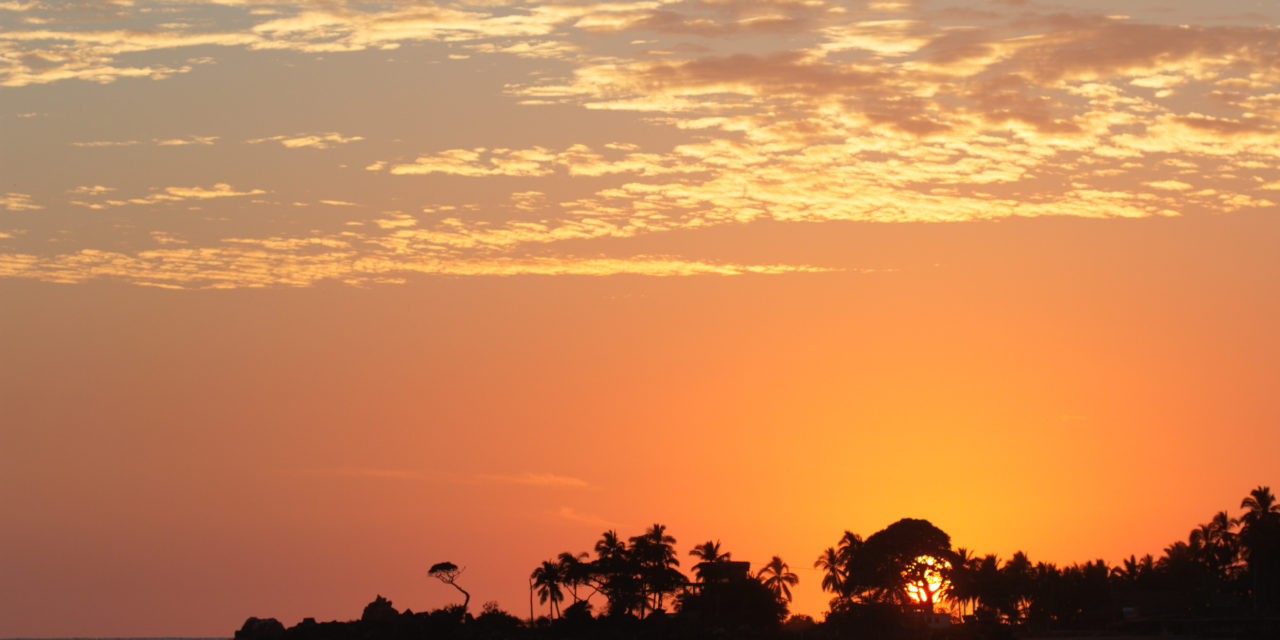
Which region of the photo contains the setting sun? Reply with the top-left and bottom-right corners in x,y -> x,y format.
903,556 -> 951,606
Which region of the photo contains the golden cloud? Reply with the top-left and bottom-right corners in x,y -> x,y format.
1,192 -> 42,211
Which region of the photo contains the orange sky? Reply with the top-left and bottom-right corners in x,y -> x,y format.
2,0 -> 1280,636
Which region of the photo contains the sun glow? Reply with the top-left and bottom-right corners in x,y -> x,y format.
903,555 -> 950,605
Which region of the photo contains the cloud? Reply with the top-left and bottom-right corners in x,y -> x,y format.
68,185 -> 115,195
557,506 -> 619,530
4,2 -> 1280,291
156,135 -> 219,146
72,136 -> 217,147
1144,180 -> 1194,191
71,140 -> 143,147
0,241 -> 833,288
379,144 -> 694,178
478,472 -> 590,488
388,147 -> 559,177
246,132 -> 363,149
70,183 -> 266,209
280,467 -> 423,480
1,192 -> 42,211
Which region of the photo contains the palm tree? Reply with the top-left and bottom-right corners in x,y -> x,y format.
690,540 -> 731,582
1111,554 -> 1141,584
1001,552 -> 1034,623
1240,486 -> 1280,611
558,551 -> 591,604
837,531 -> 863,566
593,530 -> 639,616
1189,510 -> 1240,583
630,524 -> 682,614
1241,487 -> 1280,522
814,546 -> 844,594
595,530 -> 627,564
531,559 -> 565,618
972,554 -> 1003,619
757,555 -> 800,603
945,547 -> 978,616
690,540 -> 730,563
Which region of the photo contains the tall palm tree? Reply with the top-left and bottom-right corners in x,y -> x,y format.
593,530 -> 639,616
1189,510 -> 1241,583
814,546 -> 844,594
629,524 -> 682,615
1240,486 -> 1280,611
1111,554 -> 1141,584
690,540 -> 730,563
757,555 -> 800,603
1001,552 -> 1034,623
833,531 -> 865,602
558,551 -> 591,604
837,531 -> 863,566
1189,523 -> 1214,555
972,554 -> 1002,617
945,547 -> 978,616
1242,487 -> 1280,519
531,559 -> 565,618
690,540 -> 731,582
595,530 -> 627,562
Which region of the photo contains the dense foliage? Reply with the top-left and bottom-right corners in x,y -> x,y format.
236,486 -> 1280,640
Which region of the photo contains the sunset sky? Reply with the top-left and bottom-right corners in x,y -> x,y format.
2,0 -> 1280,636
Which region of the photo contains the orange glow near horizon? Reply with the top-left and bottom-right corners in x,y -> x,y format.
904,556 -> 951,606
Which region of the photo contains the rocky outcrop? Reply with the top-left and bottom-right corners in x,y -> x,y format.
235,616 -> 285,640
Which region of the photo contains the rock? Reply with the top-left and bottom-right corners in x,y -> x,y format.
361,594 -> 399,623
235,617 -> 285,640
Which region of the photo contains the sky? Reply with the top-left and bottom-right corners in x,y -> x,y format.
2,0 -> 1280,635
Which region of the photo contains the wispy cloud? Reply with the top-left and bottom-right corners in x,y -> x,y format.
72,136 -> 218,147
3,1 -> 1279,290
556,506 -> 619,530
279,467 -> 424,480
0,247 -> 832,289
478,472 -> 591,488
246,132 -> 363,149
156,135 -> 219,146
69,183 -> 265,209
1,192 -> 42,211
71,140 -> 144,148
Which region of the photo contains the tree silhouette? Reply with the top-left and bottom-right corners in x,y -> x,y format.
592,529 -> 642,616
557,551 -> 591,605
814,546 -> 844,595
757,555 -> 799,603
629,523 -> 685,615
1000,551 -> 1034,623
690,540 -> 731,582
531,559 -> 565,618
678,570 -> 787,629
832,531 -> 870,603
944,547 -> 977,617
428,562 -> 471,613
1240,485 -> 1280,612
968,554 -> 1003,620
836,531 -> 863,568
846,518 -> 954,611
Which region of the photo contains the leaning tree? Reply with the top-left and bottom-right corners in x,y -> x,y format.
429,561 -> 471,612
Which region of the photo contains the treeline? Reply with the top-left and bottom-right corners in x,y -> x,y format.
236,485 -> 1280,640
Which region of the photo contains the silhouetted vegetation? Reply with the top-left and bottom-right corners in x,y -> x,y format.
237,486 -> 1280,640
